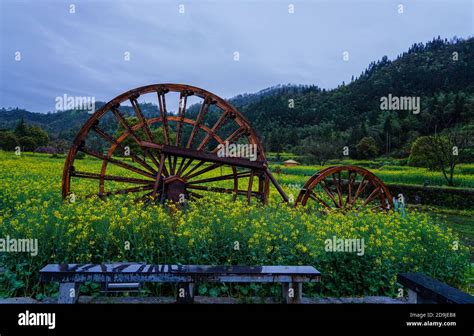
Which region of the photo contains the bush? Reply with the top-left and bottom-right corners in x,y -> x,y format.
34,146 -> 58,154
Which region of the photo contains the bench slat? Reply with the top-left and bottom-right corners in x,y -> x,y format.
39,263 -> 321,283
41,264 -> 319,276
40,263 -> 320,275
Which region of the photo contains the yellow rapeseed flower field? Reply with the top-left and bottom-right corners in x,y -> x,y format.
0,151 -> 470,299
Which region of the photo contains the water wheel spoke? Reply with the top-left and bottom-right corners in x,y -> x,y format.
171,155 -> 178,175
79,146 -> 155,179
362,185 -> 382,207
156,89 -> 170,145
184,162 -> 223,180
167,155 -> 175,175
130,96 -> 154,143
151,154 -> 166,199
320,180 -> 339,207
247,171 -> 255,204
187,171 -> 250,185
72,171 -> 155,185
197,111 -> 229,151
188,191 -> 203,199
263,167 -> 288,202
95,185 -> 154,198
175,91 -> 190,147
332,172 -> 343,207
309,191 -> 332,210
352,175 -> 368,206
91,125 -> 157,175
210,128 -> 246,153
187,97 -> 213,149
176,157 -> 191,176
181,160 -> 205,179
345,171 -> 356,207
110,105 -> 162,170
187,184 -> 256,196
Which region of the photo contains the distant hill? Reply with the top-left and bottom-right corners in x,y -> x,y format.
1,36 -> 472,158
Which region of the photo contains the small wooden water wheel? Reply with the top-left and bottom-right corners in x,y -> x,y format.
295,166 -> 393,211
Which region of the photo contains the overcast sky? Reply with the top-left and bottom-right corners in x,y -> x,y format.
0,0 -> 472,113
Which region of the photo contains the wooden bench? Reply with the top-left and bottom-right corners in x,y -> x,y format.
39,263 -> 321,304
397,272 -> 474,304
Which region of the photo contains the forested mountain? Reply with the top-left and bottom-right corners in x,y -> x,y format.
1,36 -> 472,160
236,36 -> 473,158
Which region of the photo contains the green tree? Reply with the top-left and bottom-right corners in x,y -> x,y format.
19,136 -> 38,151
300,133 -> 344,165
12,119 -> 49,149
14,119 -> 28,137
408,136 -> 438,169
356,137 -> 378,159
27,126 -> 49,147
0,131 -> 19,150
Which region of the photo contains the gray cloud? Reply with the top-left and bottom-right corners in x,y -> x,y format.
0,0 -> 472,112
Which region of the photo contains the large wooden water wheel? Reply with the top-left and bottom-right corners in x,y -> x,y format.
62,84 -> 287,204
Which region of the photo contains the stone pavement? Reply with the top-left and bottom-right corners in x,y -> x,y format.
0,296 -> 407,304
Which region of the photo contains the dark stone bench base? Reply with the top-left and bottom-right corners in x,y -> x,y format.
397,272 -> 474,304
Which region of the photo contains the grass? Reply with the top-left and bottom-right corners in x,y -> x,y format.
270,163 -> 474,189
407,206 -> 474,262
